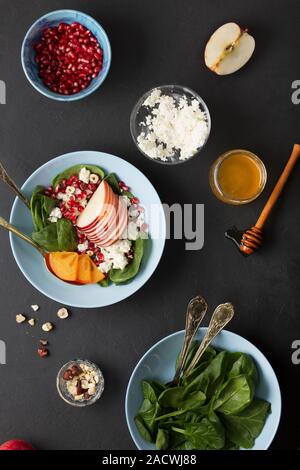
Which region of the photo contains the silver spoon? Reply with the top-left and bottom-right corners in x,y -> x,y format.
184,302 -> 235,377
0,162 -> 30,209
169,295 -> 208,386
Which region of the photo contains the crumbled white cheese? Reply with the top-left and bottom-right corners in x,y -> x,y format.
127,221 -> 140,241
137,89 -> 209,161
77,241 -> 89,252
99,239 -> 132,271
48,207 -> 62,223
56,192 -> 69,202
79,167 -> 90,184
99,260 -> 113,274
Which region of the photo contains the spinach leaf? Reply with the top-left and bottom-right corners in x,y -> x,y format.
137,398 -> 161,437
227,353 -> 258,382
221,398 -> 271,449
158,387 -> 185,409
169,431 -> 186,450
134,415 -> 153,443
104,173 -> 134,198
52,164 -> 105,188
57,218 -> 78,251
213,375 -> 254,415
30,186 -> 56,231
32,218 -> 78,252
104,173 -> 121,195
142,381 -> 158,404
109,238 -> 145,284
183,351 -> 228,399
156,429 -> 169,450
98,277 -> 110,287
172,413 -> 225,450
180,391 -> 206,411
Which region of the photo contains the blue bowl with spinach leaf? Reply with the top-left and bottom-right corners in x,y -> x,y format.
9,151 -> 166,307
125,328 -> 281,450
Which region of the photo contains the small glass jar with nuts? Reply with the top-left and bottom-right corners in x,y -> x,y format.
56,359 -> 104,407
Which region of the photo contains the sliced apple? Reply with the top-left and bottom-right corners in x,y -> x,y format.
77,180 -> 111,229
100,197 -> 128,247
204,22 -> 255,75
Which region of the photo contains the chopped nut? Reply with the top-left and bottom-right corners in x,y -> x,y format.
57,307 -> 69,319
89,173 -> 99,184
86,250 -> 94,257
74,394 -> 84,401
38,347 -> 49,358
63,369 -> 74,381
16,314 -> 26,324
81,380 -> 89,389
42,322 -> 53,332
88,384 -> 96,395
28,318 -> 36,327
31,304 -> 39,312
39,339 -> 48,346
70,365 -> 82,376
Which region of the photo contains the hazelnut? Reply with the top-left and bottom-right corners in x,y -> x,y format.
89,174 -> 99,184
42,322 -> 53,332
16,314 -> 26,324
63,369 -> 74,381
57,307 -> 69,319
31,304 -> 39,312
70,365 -> 82,377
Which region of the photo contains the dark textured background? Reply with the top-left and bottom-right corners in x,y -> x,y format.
0,0 -> 299,450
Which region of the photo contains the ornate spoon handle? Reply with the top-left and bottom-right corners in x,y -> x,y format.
184,302 -> 234,376
171,295 -> 208,386
0,162 -> 30,209
0,216 -> 44,255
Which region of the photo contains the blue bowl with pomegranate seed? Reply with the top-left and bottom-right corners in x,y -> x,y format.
21,9 -> 111,101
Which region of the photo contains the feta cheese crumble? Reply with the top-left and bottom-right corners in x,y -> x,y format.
99,239 -> 132,272
137,89 -> 209,161
79,167 -> 91,184
48,207 -> 62,223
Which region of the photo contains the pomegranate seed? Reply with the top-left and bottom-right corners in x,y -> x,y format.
34,22 -> 103,95
118,181 -> 129,191
131,197 -> 139,205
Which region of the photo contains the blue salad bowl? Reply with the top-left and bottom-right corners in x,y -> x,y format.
9,151 -> 166,307
21,9 -> 111,101
125,328 -> 281,450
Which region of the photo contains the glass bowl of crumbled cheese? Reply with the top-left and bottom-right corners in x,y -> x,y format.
130,85 -> 211,164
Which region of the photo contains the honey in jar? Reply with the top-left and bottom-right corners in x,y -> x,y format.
209,149 -> 267,205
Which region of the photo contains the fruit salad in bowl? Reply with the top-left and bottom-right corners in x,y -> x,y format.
9,151 -> 166,307
31,164 -> 148,286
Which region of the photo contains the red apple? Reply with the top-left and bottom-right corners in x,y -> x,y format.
0,439 -> 35,450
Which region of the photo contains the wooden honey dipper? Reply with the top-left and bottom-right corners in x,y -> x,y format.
225,144 -> 300,256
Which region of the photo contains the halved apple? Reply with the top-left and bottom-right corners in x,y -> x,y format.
204,22 -> 255,75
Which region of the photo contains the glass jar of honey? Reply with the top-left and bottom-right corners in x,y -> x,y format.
209,149 -> 267,205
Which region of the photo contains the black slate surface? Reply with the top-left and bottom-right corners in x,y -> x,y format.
0,0 -> 300,450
